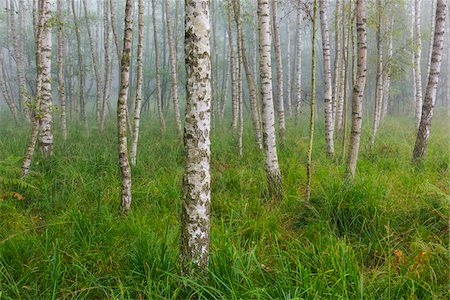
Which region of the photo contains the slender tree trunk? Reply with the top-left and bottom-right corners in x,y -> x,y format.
38,0 -> 53,158
410,1 -> 416,116
286,16 -> 292,117
57,0 -> 67,140
181,0 -> 212,276
332,0 -> 341,125
71,0 -> 86,127
295,6 -> 302,122
0,53 -> 18,122
151,0 -> 166,133
130,0 -> 144,166
258,0 -> 284,200
82,0 -> 102,129
165,0 -> 182,136
306,0 -> 318,201
370,0 -> 383,147
413,0 -> 446,162
271,0 -> 286,147
426,0 -> 436,104
109,0 -> 122,62
335,0 -> 347,131
345,0 -> 367,177
227,3 -> 238,131
118,0 -> 134,214
319,0 -> 335,156
414,0 -> 423,130
381,19 -> 394,121
100,0 -> 112,132
9,0 -> 28,117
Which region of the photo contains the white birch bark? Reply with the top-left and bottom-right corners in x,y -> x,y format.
346,0 -> 367,177
319,0 -> 335,156
0,53 -> 18,122
165,0 -> 182,136
100,0 -> 111,132
227,2 -> 238,131
286,16 -> 292,117
57,0 -> 67,140
332,0 -> 341,125
381,19 -> 394,121
295,7 -> 302,122
118,0 -> 134,214
130,0 -> 144,166
271,0 -> 286,147
258,0 -> 284,199
413,0 -> 446,162
414,0 -> 423,130
181,0 -> 212,275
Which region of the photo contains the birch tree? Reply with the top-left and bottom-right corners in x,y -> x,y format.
413,0 -> 446,162
345,0 -> 367,177
295,5 -> 302,121
414,0 -> 423,130
258,0 -> 284,199
181,0 -> 212,275
271,0 -> 286,147
319,0 -> 335,156
151,0 -> 165,133
57,0 -> 67,140
117,0 -> 134,214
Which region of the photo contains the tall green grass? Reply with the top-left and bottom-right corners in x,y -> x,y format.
0,112 -> 448,299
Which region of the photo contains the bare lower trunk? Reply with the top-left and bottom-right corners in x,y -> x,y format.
319,0 -> 335,156
165,0 -> 182,136
117,0 -> 134,214
258,0 -> 284,200
271,0 -> 286,147
181,0 -> 212,276
345,0 -> 367,177
130,0 -> 144,166
413,0 -> 446,162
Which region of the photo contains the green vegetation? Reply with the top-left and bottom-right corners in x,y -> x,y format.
0,114 -> 448,299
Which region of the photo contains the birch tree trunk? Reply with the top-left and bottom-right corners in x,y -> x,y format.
57,0 -> 67,140
307,0 -> 318,201
0,53 -> 18,122
335,0 -> 347,131
319,0 -> 335,156
413,0 -> 446,162
232,0 -> 262,150
227,1 -> 238,131
82,0 -> 102,129
295,6 -> 302,122
130,0 -> 144,166
286,16 -> 292,117
117,0 -> 134,214
345,0 -> 367,177
381,19 -> 394,121
332,0 -> 341,124
9,0 -> 28,117
370,0 -> 383,147
181,0 -> 212,276
271,0 -> 286,147
109,0 -> 121,62
100,0 -> 112,132
258,0 -> 284,199
165,0 -> 182,136
414,0 -> 423,130
38,0 -> 53,158
151,0 -> 166,133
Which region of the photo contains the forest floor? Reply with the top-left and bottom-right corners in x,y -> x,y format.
0,113 -> 448,299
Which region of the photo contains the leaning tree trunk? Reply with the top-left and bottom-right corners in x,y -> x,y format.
271,0 -> 286,147
57,0 -> 67,140
109,0 -> 121,61
232,0 -> 262,151
345,0 -> 367,177
413,0 -> 446,162
165,0 -> 182,136
258,0 -> 284,200
117,0 -> 134,214
0,53 -> 18,122
319,0 -> 335,156
181,0 -> 212,276
414,0 -> 423,130
130,0 -> 144,166
151,0 -> 166,133
38,0 -> 53,158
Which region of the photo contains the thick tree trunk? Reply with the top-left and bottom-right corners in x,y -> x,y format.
165,0 -> 182,136
345,0 -> 367,177
117,0 -> 134,214
258,0 -> 284,199
130,0 -> 144,166
414,0 -> 423,130
181,0 -> 212,276
413,0 -> 446,162
271,0 -> 286,147
57,0 -> 67,140
319,0 -> 335,156
151,0 -> 166,133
